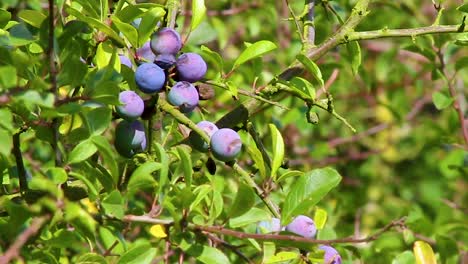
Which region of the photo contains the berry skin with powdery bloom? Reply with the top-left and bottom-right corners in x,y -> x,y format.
150,28 -> 182,55
285,215 -> 317,238
210,128 -> 242,161
176,53 -> 207,82
189,121 -> 219,152
116,91 -> 144,120
119,55 -> 132,69
136,41 -> 156,62
319,245 -> 342,264
167,81 -> 199,113
135,63 -> 166,94
256,218 -> 283,234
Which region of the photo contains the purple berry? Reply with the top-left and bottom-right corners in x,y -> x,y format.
150,28 -> 182,55
176,53 -> 207,82
189,121 -> 219,152
285,215 -> 317,238
167,81 -> 199,113
319,245 -> 342,264
256,218 -> 283,234
116,91 -> 144,120
135,63 -> 166,94
119,55 -> 132,69
114,120 -> 146,157
136,41 -> 156,62
155,54 -> 176,69
210,128 -> 242,161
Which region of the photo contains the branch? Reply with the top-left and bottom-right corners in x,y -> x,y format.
123,214 -> 406,245
346,24 -> 467,42
305,0 -> 315,44
192,217 -> 406,245
0,215 -> 50,264
12,127 -> 29,193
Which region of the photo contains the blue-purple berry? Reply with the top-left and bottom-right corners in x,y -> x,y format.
210,128 -> 242,161
114,120 -> 146,157
136,41 -> 156,62
319,245 -> 341,264
256,218 -> 283,234
119,55 -> 132,69
150,28 -> 182,55
116,91 -> 144,120
167,81 -> 199,113
155,54 -> 176,69
285,215 -> 317,238
176,53 -> 207,82
135,63 -> 166,94
189,121 -> 219,152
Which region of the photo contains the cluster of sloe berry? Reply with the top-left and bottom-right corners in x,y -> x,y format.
114,27 -> 242,161
257,215 -> 342,264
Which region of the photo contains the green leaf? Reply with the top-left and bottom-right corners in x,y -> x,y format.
457,3 -> 468,13
0,129 -> 12,157
85,107 -> 112,136
233,40 -> 277,68
95,41 -> 120,71
137,7 -> 166,46
155,143 -> 169,202
112,16 -> 138,48
413,241 -> 437,264
228,183 -> 256,218
392,251 -> 416,264
0,9 -> 11,28
265,251 -> 299,263
455,56 -> 468,71
100,0 -> 108,22
181,243 -> 230,264
0,66 -> 18,89
229,207 -> 270,228
102,190 -> 124,219
176,146 -> 192,187
191,0 -> 206,31
117,244 -> 157,264
346,41 -> 361,75
18,10 -> 46,28
432,91 -> 454,110
66,7 -> 125,47
68,138 -> 98,164
296,54 -> 324,87
0,108 -> 13,132
69,172 -> 99,200
269,124 -> 284,180
91,135 -> 119,183
127,161 -> 161,193
277,170 -> 304,183
46,167 -> 68,184
189,184 -> 211,211
281,167 -> 341,225
76,253 -> 108,264
289,77 -> 316,101
245,141 -> 267,179
201,45 -> 223,74
64,202 -> 97,240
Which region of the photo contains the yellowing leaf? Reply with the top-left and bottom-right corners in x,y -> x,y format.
413,241 -> 437,264
81,198 -> 98,214
150,224 -> 167,238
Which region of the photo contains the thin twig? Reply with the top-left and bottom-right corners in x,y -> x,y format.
305,0 -> 315,44
0,215 -> 50,264
191,217 -> 406,244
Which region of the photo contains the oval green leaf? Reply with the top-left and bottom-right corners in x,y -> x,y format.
233,40 -> 277,68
